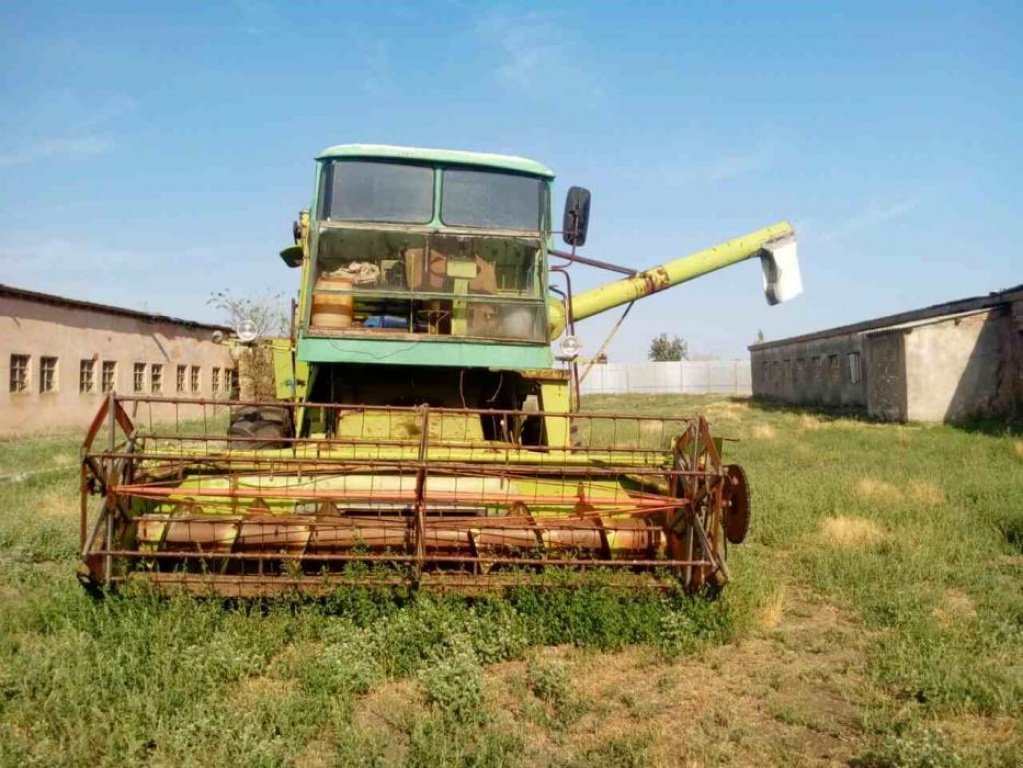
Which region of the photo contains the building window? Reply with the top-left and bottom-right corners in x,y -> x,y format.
828,354 -> 840,380
80,359 -> 96,393
151,363 -> 163,393
212,367 -> 221,393
848,352 -> 862,384
39,357 -> 58,393
9,354 -> 29,393
228,368 -> 239,399
133,363 -> 146,393
176,365 -> 187,393
101,361 -> 117,393
190,366 -> 200,394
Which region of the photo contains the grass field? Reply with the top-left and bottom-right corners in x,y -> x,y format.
1,395 -> 1021,767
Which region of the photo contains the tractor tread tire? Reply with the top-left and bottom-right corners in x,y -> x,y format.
228,418 -> 288,450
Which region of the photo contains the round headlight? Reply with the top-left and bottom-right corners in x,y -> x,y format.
559,334 -> 582,359
236,320 -> 258,343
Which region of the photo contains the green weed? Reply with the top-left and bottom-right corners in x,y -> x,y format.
2,396 -> 1021,766
525,657 -> 585,728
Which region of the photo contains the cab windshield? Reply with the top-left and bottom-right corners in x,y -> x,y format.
321,161 -> 434,224
320,160 -> 544,232
441,168 -> 542,231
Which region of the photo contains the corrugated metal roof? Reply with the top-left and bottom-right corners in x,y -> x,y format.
861,307 -> 996,336
750,284 -> 1023,351
0,284 -> 232,333
316,144 -> 556,178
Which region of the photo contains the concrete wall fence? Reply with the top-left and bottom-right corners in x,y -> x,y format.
579,360 -> 751,396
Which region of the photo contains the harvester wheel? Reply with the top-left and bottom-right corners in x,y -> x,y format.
231,405 -> 290,425
228,418 -> 289,449
722,464 -> 751,545
228,405 -> 292,449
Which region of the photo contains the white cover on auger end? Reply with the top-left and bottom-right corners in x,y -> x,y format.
760,235 -> 802,305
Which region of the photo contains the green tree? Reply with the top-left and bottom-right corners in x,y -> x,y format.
207,289 -> 289,339
647,333 -> 688,361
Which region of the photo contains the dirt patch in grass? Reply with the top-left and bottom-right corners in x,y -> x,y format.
347,592 -> 870,767
821,516 -> 884,549
516,591 -> 867,766
939,713 -> 1022,756
1014,440 -> 1023,461
351,679 -> 421,762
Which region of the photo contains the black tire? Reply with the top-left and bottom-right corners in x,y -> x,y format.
230,405 -> 290,426
228,418 -> 289,449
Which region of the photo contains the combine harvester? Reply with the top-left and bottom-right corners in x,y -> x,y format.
79,145 -> 802,596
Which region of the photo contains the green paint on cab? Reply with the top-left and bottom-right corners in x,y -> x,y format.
297,334 -> 553,369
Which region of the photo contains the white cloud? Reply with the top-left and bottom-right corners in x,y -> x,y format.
703,145 -> 776,183
474,9 -> 599,98
0,135 -> 113,167
821,198 -> 920,243
618,137 -> 778,188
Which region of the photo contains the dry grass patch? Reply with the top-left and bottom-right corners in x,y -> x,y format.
798,414 -> 823,431
933,588 -> 977,628
751,424 -> 777,440
639,419 -> 665,444
909,479 -> 945,506
49,451 -> 77,467
37,489 -> 75,519
226,675 -> 297,714
821,516 -> 884,549
1014,440 -> 1023,461
701,400 -> 750,422
825,418 -> 870,431
756,585 -> 786,631
939,713 -> 1022,756
855,477 -> 902,502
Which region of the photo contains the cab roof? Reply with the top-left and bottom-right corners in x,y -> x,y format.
316,143 -> 555,178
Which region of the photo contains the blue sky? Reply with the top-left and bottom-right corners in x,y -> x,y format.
1,1 -> 1020,361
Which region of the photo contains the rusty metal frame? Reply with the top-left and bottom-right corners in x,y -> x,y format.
79,395 -> 734,596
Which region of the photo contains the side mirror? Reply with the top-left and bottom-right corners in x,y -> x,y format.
279,245 -> 303,268
562,186 -> 591,247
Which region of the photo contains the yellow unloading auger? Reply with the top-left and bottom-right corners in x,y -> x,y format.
77,145 -> 801,597
549,221 -> 800,342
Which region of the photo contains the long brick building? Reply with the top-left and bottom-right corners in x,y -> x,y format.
1,284 -> 237,436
